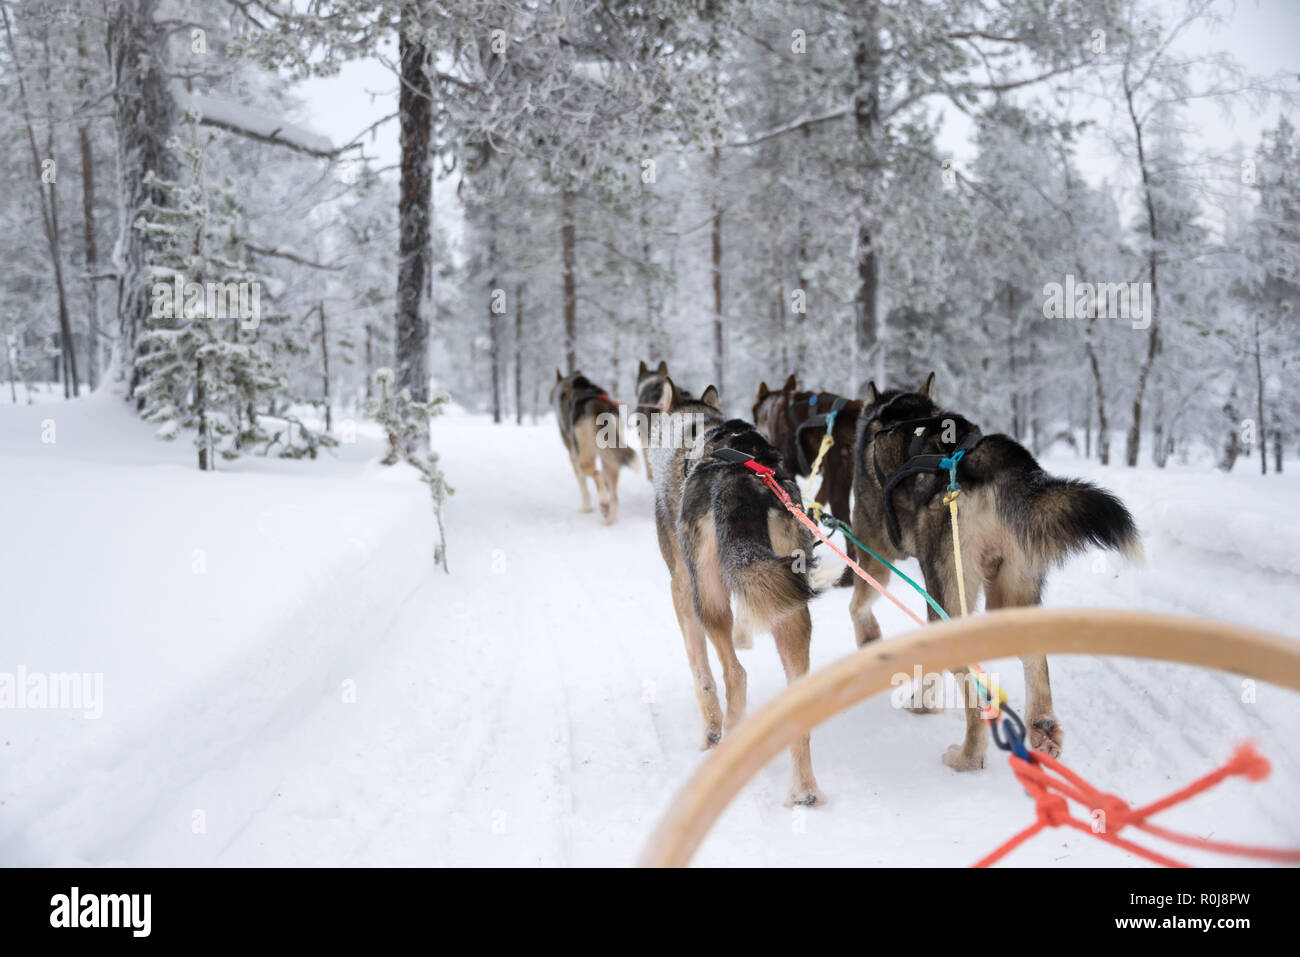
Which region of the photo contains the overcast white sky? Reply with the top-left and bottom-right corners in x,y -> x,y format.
296,0 -> 1298,219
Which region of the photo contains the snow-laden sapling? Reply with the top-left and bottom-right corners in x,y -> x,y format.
132,107 -> 296,469
367,368 -> 452,571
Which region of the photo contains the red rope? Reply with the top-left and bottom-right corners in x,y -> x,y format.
975,741 -> 1300,867
741,460 -> 927,627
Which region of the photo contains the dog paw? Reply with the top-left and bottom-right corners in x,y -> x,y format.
599,504 -> 614,524
942,744 -> 986,772
785,785 -> 827,808
579,504 -> 594,513
701,726 -> 722,750
1026,713 -> 1064,758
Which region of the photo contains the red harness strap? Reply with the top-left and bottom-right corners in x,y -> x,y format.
975,742 -> 1300,868
740,460 -> 927,627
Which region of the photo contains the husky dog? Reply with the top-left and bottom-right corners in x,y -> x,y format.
850,373 -> 1141,771
651,379 -> 839,806
635,360 -> 671,482
551,370 -> 637,524
753,374 -> 863,585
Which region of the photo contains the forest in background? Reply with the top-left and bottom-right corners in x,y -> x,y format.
1,0 -> 1297,474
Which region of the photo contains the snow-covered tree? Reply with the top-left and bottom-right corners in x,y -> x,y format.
133,110 -> 296,469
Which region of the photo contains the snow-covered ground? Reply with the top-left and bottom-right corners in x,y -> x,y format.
2,390 -> 1297,867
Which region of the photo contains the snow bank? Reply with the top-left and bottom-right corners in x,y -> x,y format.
0,391 -> 433,864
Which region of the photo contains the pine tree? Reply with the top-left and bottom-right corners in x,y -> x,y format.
133,108 -> 292,470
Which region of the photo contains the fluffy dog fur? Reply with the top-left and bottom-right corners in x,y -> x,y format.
850,373 -> 1142,772
650,379 -> 838,806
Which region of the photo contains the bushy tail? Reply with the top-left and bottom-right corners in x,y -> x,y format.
600,443 -> 636,471
714,491 -> 833,627
615,444 -> 637,469
1006,473 -> 1143,569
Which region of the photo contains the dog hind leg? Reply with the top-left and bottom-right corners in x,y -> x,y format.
772,606 -> 825,807
670,567 -> 724,748
987,572 -> 1062,757
730,603 -> 753,650
569,451 -> 593,513
921,547 -> 988,771
848,544 -> 892,647
601,453 -> 621,524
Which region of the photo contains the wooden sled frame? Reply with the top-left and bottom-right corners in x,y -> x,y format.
638,607 -> 1300,867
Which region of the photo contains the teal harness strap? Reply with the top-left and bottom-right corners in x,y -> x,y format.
818,514 -> 950,622
938,448 -> 966,492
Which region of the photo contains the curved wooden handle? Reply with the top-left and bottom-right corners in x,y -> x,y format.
637,607 -> 1300,867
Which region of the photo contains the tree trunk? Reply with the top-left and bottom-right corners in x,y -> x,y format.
611,328 -> 621,399
3,6 -> 78,397
1085,317 -> 1110,465
318,302 -> 332,432
4,316 -> 18,404
396,13 -> 433,411
48,173 -> 78,398
852,13 -> 882,393
1219,390 -> 1240,471
364,323 -> 374,400
1007,286 -> 1020,440
487,209 -> 502,424
196,355 -> 208,471
107,0 -> 175,395
1123,86 -> 1161,467
710,146 -> 724,397
1254,314 -> 1266,475
515,281 -> 524,426
775,280 -> 787,374
1084,394 -> 1092,459
561,186 -> 577,373
79,123 -> 101,390
76,24 -> 101,390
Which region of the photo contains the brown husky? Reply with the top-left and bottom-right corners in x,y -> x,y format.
550,370 -> 637,524
850,373 -> 1141,772
650,379 -> 840,806
753,374 -> 863,586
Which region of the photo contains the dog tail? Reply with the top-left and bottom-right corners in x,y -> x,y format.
715,492 -> 830,628
724,556 -> 817,628
593,409 -> 637,471
615,444 -> 637,469
1002,471 -> 1143,569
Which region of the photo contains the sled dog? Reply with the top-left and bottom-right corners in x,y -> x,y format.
849,373 -> 1142,771
753,374 -> 863,585
651,379 -> 840,805
550,371 -> 637,524
635,360 -> 671,482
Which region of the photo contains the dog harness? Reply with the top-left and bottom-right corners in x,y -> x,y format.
868,411 -> 985,550
786,393 -> 848,474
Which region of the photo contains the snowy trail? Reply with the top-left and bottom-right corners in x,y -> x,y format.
212,414 -> 1299,867
3,400 -> 1297,866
